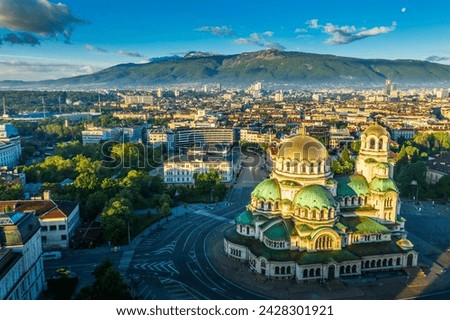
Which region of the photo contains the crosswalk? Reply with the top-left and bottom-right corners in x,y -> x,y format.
158,277 -> 205,299
152,240 -> 176,255
132,260 -> 179,274
192,209 -> 234,223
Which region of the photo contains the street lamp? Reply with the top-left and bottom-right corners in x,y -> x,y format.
410,180 -> 419,203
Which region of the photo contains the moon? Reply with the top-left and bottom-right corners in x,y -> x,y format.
401,7 -> 407,13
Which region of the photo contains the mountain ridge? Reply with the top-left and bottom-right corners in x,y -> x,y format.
3,49 -> 450,89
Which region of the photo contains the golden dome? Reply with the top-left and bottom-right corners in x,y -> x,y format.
363,124 -> 389,138
278,135 -> 328,161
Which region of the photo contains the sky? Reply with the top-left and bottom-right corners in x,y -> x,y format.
1,0 -> 450,80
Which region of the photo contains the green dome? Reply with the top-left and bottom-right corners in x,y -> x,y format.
265,223 -> 290,241
264,220 -> 295,242
336,174 -> 370,197
370,177 -> 398,193
235,210 -> 253,225
294,185 -> 337,209
252,179 -> 281,201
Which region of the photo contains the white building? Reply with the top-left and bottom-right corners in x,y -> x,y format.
274,91 -> 284,102
0,123 -> 21,168
164,146 -> 239,184
147,127 -> 175,150
0,211 -> 45,300
82,126 -> 121,144
0,196 -> 80,250
240,129 -> 274,144
124,95 -> 153,105
329,127 -> 354,149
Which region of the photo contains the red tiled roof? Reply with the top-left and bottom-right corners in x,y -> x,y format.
0,199 -> 78,218
40,207 -> 66,220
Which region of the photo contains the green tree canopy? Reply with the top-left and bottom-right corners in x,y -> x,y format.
75,260 -> 132,300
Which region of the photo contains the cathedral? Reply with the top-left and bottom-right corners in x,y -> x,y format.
224,124 -> 418,281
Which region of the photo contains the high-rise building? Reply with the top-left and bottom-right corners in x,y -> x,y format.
274,90 -> 284,102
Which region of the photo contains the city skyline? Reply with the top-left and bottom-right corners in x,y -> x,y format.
1,0 -> 450,80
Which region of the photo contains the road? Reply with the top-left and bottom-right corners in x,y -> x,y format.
44,246 -> 123,291
125,158 -> 269,299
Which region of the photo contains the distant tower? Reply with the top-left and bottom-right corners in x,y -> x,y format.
42,97 -> 46,118
275,90 -> 284,102
2,97 -> 8,118
98,94 -> 102,113
157,88 -> 163,98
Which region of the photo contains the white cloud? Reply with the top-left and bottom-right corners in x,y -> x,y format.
295,28 -> 307,33
0,60 -> 101,81
425,55 -> 450,62
306,19 -> 320,29
117,50 -> 143,58
84,44 -> 108,53
306,19 -> 397,45
195,25 -> 235,36
234,32 -> 285,50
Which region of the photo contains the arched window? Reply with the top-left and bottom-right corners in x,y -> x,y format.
281,266 -> 286,275
309,269 -> 315,277
316,268 -> 321,276
317,161 -> 322,173
352,265 -> 357,273
369,138 -> 376,150
396,257 -> 401,266
302,163 -> 307,173
286,161 -> 291,172
261,260 -> 266,268
315,235 -> 333,251
365,261 -> 370,268
287,266 -> 291,274
378,138 -> 384,150
246,226 -> 250,235
345,265 -> 351,273
275,266 -> 280,274
303,269 -> 308,278
340,266 -> 345,274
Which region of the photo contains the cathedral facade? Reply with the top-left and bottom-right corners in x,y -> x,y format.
224,124 -> 418,281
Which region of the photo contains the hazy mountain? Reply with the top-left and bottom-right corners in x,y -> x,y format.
4,49 -> 450,89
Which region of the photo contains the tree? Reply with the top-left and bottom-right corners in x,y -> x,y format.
161,202 -> 171,217
0,183 -> 23,200
428,175 -> 450,202
75,260 -> 132,300
331,147 -> 354,175
101,198 -> 133,245
396,161 -> 427,197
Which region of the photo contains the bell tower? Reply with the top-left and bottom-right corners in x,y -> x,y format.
356,124 -> 392,182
